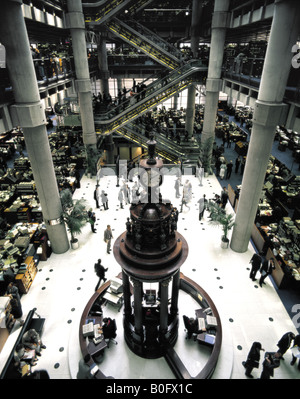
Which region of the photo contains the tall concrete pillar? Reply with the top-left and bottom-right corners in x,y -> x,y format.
0,0 -> 69,254
231,0 -> 300,253
201,0 -> 230,148
185,0 -> 204,138
66,0 -> 97,152
97,35 -> 110,98
185,84 -> 196,138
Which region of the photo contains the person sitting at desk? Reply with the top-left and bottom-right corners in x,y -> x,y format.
183,315 -> 198,339
102,318 -> 117,340
22,328 -> 46,356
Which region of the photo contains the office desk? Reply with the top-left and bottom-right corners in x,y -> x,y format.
88,338 -> 107,359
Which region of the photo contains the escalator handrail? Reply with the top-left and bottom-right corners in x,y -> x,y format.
94,59 -> 206,125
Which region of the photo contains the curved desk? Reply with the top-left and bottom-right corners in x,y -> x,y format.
79,273 -> 222,379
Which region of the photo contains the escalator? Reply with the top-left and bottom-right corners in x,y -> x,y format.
106,17 -> 182,70
83,0 -> 154,25
94,59 -> 207,135
114,122 -> 185,163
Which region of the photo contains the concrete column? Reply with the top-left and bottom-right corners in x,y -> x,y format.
191,0 -> 204,58
185,0 -> 204,138
105,134 -> 115,164
201,0 -> 230,147
66,0 -> 97,149
286,103 -> 298,129
0,0 -> 69,254
231,0 -> 300,253
185,84 -> 196,138
97,36 -> 110,97
173,93 -> 178,110
117,78 -> 123,94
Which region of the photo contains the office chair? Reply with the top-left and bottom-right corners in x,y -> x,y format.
183,315 -> 198,341
103,318 -> 118,348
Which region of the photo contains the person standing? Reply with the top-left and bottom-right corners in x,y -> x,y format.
249,253 -> 262,281
240,157 -> 246,175
226,160 -> 233,179
259,258 -> 275,287
104,225 -> 113,254
88,209 -> 97,233
235,156 -> 241,173
197,194 -> 207,221
290,334 -> 300,369
174,177 -> 181,198
242,342 -> 265,378
94,259 -> 108,291
220,187 -> 228,209
276,332 -> 295,360
101,190 -> 108,210
260,352 -> 280,379
94,185 -> 100,208
118,189 -> 124,209
219,163 -> 226,180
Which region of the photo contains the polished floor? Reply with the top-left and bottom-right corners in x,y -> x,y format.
0,171 -> 299,380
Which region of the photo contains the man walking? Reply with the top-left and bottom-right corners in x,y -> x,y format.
94,259 -> 108,291
249,253 -> 261,281
259,258 -> 275,287
104,225 -> 113,254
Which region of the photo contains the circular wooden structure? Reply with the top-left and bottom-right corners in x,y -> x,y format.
78,273 -> 222,379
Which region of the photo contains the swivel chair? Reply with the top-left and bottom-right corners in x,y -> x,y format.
183,315 -> 198,341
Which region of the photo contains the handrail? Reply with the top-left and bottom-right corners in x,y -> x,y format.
94,60 -> 207,134
106,18 -> 181,70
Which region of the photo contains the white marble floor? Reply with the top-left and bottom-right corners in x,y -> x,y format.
0,172 -> 299,380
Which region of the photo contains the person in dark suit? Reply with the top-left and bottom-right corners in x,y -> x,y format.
174,177 -> 180,198
94,185 -> 100,208
88,209 -> 97,233
220,187 -> 228,209
259,258 -> 275,287
260,352 -> 280,379
225,160 -> 233,179
249,253 -> 262,281
290,334 -> 300,369
242,341 -> 264,378
276,332 -> 295,360
235,156 -> 241,173
102,317 -> 116,339
94,259 -> 108,291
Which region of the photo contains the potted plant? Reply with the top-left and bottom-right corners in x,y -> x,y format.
199,136 -> 214,176
60,189 -> 89,249
207,201 -> 235,248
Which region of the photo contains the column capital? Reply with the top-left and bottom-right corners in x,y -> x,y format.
10,102 -> 46,128
253,101 -> 288,127
211,11 -> 230,29
75,78 -> 92,93
205,78 -> 222,93
66,11 -> 85,30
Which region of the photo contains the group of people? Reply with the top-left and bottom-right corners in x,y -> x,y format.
243,332 -> 300,379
